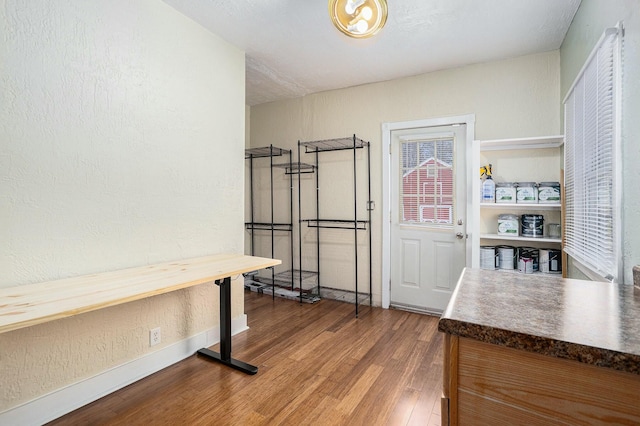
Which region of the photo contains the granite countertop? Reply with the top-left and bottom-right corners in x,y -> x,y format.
438,268 -> 640,375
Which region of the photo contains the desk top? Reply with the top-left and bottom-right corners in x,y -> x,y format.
438,268 -> 640,375
0,254 -> 280,334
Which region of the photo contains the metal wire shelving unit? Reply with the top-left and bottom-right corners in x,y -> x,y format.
245,145 -> 294,298
298,135 -> 373,317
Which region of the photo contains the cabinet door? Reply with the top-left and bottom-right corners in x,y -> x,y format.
455,337 -> 640,424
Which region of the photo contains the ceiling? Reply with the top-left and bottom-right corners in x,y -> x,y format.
162,0 -> 581,106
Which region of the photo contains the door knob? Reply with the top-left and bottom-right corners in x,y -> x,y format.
456,232 -> 465,239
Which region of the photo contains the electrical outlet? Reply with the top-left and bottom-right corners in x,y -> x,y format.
150,327 -> 161,346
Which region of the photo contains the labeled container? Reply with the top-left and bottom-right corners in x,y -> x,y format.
538,182 -> 561,204
516,182 -> 538,203
497,245 -> 516,270
518,256 -> 534,274
518,247 -> 540,271
540,248 -> 562,273
497,214 -> 519,236
482,175 -> 496,203
521,214 -> 544,237
480,246 -> 498,270
495,182 -> 516,203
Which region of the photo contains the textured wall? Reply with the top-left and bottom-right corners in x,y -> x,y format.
0,0 -> 245,410
560,0 -> 640,285
249,51 -> 561,305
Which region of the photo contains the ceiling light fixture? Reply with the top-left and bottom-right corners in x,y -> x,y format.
329,0 -> 388,39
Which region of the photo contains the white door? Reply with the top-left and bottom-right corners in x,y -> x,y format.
390,125 -> 467,313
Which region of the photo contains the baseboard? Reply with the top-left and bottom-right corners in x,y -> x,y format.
0,315 -> 248,426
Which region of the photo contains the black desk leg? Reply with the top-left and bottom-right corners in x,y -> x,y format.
197,276 -> 258,375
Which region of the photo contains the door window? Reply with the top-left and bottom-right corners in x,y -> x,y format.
400,138 -> 454,225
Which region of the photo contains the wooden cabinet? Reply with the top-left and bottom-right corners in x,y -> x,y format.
442,335 -> 640,425
439,268 -> 640,425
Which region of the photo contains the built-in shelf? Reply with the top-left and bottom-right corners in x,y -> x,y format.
479,135 -> 564,151
480,233 -> 562,244
480,203 -> 561,210
473,134 -> 564,271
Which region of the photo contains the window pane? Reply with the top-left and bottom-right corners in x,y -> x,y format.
400,137 -> 454,225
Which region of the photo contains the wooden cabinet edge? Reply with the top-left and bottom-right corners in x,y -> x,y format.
440,397 -> 450,426
442,334 -> 459,426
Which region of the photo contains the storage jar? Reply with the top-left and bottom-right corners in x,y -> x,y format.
538,182 -> 561,204
516,182 -> 538,203
497,214 -> 519,236
521,214 -> 544,237
495,182 -> 516,203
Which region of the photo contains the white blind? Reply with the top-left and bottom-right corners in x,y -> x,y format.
400,137 -> 454,225
563,26 -> 622,282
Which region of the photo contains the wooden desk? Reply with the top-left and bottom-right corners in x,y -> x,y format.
0,254 -> 280,374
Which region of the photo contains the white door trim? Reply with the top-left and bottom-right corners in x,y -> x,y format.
381,115 -> 475,309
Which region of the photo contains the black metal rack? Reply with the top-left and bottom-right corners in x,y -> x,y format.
298,135 -> 373,317
273,162 -> 316,175
245,145 -> 294,298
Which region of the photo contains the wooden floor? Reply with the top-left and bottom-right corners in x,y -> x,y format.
49,291 -> 444,425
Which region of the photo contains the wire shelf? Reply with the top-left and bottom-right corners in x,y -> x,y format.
272,162 -> 316,174
244,222 -> 293,231
274,269 -> 318,281
245,146 -> 290,158
300,136 -> 369,153
249,270 -> 317,291
301,219 -> 369,230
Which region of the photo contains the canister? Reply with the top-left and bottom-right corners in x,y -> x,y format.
518,247 -> 539,271
538,182 -> 561,204
540,248 -> 562,273
497,245 -> 516,270
547,223 -> 561,239
516,182 -> 538,203
518,256 -> 534,274
497,214 -> 519,236
495,182 -> 516,203
521,214 -> 544,237
480,246 -> 497,270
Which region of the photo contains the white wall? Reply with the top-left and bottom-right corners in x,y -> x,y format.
0,0 -> 245,413
249,51 -> 561,305
560,0 -> 640,284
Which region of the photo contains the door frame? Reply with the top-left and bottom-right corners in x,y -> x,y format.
381,115 -> 475,309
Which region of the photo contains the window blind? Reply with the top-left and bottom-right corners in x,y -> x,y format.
563,26 -> 622,282
400,137 -> 454,225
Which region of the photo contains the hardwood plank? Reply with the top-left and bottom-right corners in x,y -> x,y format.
48,291 -> 443,425
335,364 -> 385,415
407,380 -> 442,426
